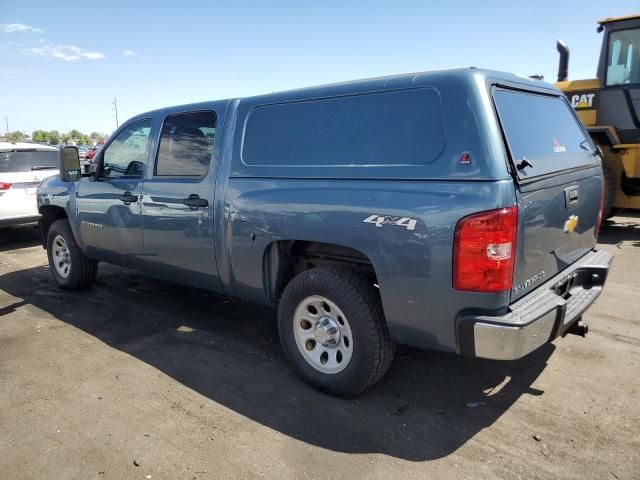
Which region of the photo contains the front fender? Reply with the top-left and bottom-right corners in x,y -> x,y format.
37,176 -> 82,247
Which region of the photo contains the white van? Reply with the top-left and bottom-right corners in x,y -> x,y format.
0,142 -> 59,228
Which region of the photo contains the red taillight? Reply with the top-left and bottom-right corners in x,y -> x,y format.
453,206 -> 518,292
0,182 -> 11,191
595,176 -> 605,239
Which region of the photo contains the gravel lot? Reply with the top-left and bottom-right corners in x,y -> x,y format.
0,216 -> 638,479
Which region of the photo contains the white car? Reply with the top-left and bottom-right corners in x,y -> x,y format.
0,142 -> 59,228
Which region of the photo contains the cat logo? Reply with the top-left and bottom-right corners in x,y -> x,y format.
566,90 -> 598,110
564,215 -> 579,234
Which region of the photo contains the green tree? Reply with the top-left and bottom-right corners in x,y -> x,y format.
5,131 -> 25,143
48,130 -> 61,145
61,133 -> 71,144
69,129 -> 82,141
32,129 -> 48,142
90,131 -> 104,142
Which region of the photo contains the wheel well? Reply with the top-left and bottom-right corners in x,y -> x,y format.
38,206 -> 68,247
263,240 -> 377,302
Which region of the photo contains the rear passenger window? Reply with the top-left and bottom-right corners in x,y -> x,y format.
155,111 -> 216,177
242,88 -> 445,167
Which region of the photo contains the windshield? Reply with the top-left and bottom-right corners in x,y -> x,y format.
0,150 -> 59,173
606,28 -> 640,86
493,89 -> 596,179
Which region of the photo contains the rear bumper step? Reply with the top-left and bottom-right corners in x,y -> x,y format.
458,249 -> 613,360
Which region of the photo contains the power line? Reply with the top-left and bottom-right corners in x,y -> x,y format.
113,98 -> 119,129
14,113 -> 115,130
117,102 -> 160,110
533,63 -> 596,76
21,105 -> 111,124
7,107 -> 114,130
6,97 -> 168,134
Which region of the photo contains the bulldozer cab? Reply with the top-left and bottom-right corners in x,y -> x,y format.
555,14 -> 640,217
596,15 -> 640,144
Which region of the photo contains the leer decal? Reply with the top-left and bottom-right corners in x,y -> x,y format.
553,137 -> 566,153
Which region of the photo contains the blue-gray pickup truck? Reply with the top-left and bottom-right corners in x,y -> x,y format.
37,69 -> 612,396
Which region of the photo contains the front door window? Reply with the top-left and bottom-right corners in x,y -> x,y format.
101,119 -> 152,178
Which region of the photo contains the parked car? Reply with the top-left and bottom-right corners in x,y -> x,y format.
85,146 -> 100,161
37,69 -> 612,396
0,142 -> 59,228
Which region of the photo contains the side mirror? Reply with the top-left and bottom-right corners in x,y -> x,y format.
60,146 -> 81,182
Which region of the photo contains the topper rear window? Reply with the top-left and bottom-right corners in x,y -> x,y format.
493,89 -> 596,179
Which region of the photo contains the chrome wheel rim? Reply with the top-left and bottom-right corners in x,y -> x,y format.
52,234 -> 71,279
293,295 -> 353,374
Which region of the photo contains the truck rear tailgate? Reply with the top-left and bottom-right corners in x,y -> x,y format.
492,87 -> 603,301
513,167 -> 601,300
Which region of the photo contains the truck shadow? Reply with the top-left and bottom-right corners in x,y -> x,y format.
0,227 -> 41,253
599,216 -> 640,248
0,262 -> 553,462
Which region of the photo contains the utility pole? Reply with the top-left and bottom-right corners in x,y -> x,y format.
112,98 -> 119,129
4,116 -> 8,135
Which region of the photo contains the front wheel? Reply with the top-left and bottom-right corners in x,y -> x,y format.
278,267 -> 395,397
46,219 -> 97,290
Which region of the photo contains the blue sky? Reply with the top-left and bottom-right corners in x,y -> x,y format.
0,0 -> 637,136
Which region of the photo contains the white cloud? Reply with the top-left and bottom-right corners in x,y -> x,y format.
0,69 -> 23,74
26,43 -> 105,61
1,23 -> 43,33
81,51 -> 105,60
123,50 -> 137,57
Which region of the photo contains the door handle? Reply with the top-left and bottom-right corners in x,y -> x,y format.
118,191 -> 139,204
183,194 -> 208,209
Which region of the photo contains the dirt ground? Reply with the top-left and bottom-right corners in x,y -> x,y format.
0,216 -> 638,480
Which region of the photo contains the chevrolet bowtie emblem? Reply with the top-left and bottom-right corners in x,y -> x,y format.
564,215 -> 579,233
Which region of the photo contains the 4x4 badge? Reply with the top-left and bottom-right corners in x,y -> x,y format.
363,215 -> 417,231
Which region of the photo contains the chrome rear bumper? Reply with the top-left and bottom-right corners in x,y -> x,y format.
458,249 -> 613,360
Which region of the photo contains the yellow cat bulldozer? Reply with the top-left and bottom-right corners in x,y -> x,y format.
555,14 -> 640,218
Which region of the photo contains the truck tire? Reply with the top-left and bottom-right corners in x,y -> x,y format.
278,267 -> 395,397
602,162 -> 616,220
46,219 -> 97,290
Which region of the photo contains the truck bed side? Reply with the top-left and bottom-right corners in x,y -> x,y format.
219,177 -> 517,353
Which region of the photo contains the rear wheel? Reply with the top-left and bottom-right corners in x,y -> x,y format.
46,219 -> 97,290
278,267 -> 395,397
